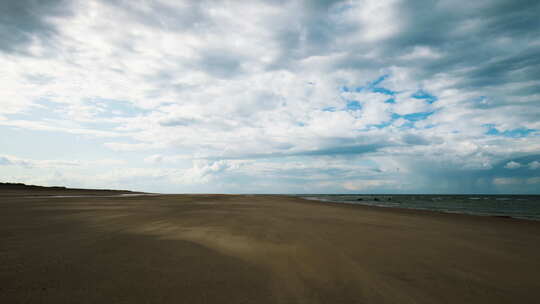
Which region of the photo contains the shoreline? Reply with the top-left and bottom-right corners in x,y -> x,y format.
9,190 -> 537,223
295,195 -> 540,222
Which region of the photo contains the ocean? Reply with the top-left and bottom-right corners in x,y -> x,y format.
298,194 -> 540,221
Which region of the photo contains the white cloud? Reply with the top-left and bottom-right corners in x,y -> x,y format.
399,46 -> 442,61
493,178 -> 522,185
0,154 -> 125,169
144,154 -> 164,164
504,161 -> 522,169
1,0 -> 539,193
528,161 -> 540,170
343,180 -> 397,191
527,177 -> 540,184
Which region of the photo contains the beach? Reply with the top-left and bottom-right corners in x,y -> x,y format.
1,192 -> 540,303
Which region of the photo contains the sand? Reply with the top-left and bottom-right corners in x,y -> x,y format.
1,192 -> 539,303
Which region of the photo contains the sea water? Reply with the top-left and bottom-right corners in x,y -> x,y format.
297,194 -> 540,221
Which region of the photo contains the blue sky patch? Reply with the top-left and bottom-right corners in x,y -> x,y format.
391,111 -> 434,122
411,90 -> 438,104
367,75 -> 395,95
341,75 -> 396,100
366,111 -> 434,130
372,87 -> 395,96
402,111 -> 434,121
322,106 -> 337,112
367,121 -> 393,129
370,74 -> 389,87
485,125 -> 536,138
346,100 -> 362,111
86,98 -> 149,118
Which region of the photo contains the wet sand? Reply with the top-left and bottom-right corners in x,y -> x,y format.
1,193 -> 540,303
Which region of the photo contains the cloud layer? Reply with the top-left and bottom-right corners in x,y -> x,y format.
1,0 -> 539,193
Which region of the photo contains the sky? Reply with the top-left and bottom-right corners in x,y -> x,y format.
1,0 -> 539,194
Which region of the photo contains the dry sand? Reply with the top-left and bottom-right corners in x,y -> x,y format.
1,192 -> 539,303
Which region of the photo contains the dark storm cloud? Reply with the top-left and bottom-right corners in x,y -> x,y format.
385,0 -> 540,51
460,46 -> 540,89
263,0 -> 540,96
0,0 -> 72,54
267,0 -> 352,70
209,143 -> 386,160
386,0 -> 540,90
409,154 -> 540,194
401,134 -> 430,146
293,143 -> 383,157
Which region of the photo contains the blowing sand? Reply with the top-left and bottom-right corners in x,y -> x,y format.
1,193 -> 539,303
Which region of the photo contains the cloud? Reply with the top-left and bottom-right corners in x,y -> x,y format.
527,177 -> 540,184
1,0 -> 539,193
493,177 -> 522,185
0,154 -> 125,169
528,161 -> 540,170
194,48 -> 245,79
0,0 -> 73,55
171,160 -> 237,185
401,134 -> 430,146
0,156 -> 13,165
144,154 -> 164,164
159,117 -> 198,127
504,161 -> 522,169
0,155 -> 32,167
343,180 -> 397,191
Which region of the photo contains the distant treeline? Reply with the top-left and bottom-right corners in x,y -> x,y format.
0,182 -> 68,191
0,182 -> 135,193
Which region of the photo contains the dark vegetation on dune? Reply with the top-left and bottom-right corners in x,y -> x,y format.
0,182 -> 69,191
0,182 -> 139,195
